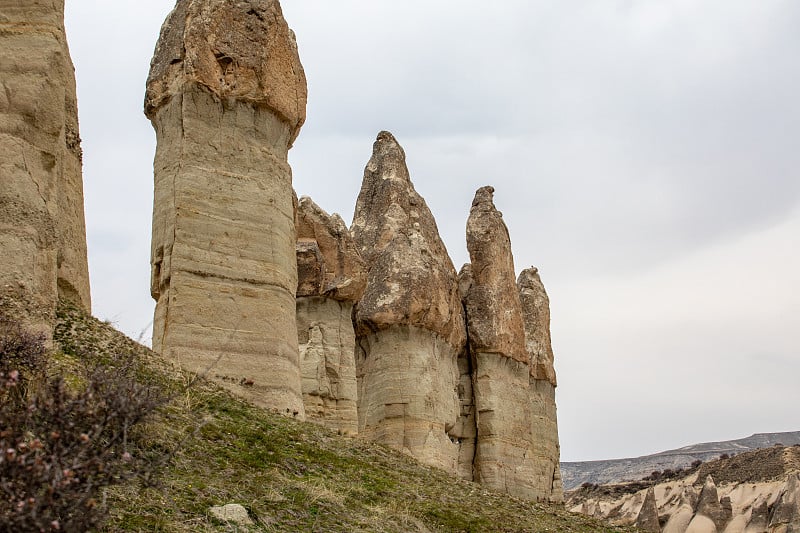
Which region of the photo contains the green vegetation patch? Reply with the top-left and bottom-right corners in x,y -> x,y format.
51,302 -> 635,532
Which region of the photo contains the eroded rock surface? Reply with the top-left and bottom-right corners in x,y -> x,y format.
568,448 -> 800,533
463,186 -> 539,499
0,0 -> 91,333
517,267 -> 557,386
296,196 -> 366,301
351,131 -> 469,474
146,0 -> 306,414
295,197 -> 365,434
463,186 -> 527,363
636,487 -> 662,532
769,472 -> 800,532
519,266 -> 563,502
693,476 -> 730,531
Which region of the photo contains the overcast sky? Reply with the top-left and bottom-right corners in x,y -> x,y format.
63,1 -> 799,462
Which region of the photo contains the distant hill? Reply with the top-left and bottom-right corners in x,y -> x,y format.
565,445 -> 800,532
561,431 -> 800,489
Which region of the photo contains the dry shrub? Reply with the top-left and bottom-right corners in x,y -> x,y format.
0,312 -> 166,532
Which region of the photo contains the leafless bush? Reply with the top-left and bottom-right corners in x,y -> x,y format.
0,314 -> 46,403
0,313 -> 167,532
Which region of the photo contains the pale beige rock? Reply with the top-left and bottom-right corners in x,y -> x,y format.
744,501 -> 769,533
463,187 -> 542,500
519,266 -> 563,503
209,504 -> 254,526
470,349 -> 539,499
569,469 -> 798,533
356,325 -> 463,473
146,0 -> 306,415
297,297 -> 358,434
636,487 -> 662,532
351,131 -> 468,473
294,197 -> 365,434
529,377 -> 563,502
0,0 -> 91,333
685,515 -> 717,533
769,472 -> 800,532
696,476 -> 731,531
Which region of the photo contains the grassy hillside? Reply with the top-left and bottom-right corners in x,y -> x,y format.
53,302 -> 635,532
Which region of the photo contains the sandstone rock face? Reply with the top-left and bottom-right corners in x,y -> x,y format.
0,0 -> 91,333
568,458 -> 800,533
295,197 -> 365,434
636,487 -> 662,533
351,131 -> 469,474
463,186 -> 540,499
296,196 -> 366,301
693,476 -> 730,531
769,472 -> 800,532
519,266 -> 563,502
463,186 -> 527,363
517,267 -> 557,386
145,0 -> 306,415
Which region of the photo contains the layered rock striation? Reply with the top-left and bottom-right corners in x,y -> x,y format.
351,131 -> 470,475
462,186 -> 542,500
295,196 -> 366,434
145,0 -> 307,414
568,446 -> 800,533
0,0 -> 91,332
518,266 -> 564,502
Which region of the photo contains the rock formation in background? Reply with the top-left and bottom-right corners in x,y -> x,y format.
769,472 -> 800,532
295,195 -> 366,434
0,0 -> 91,332
568,446 -> 800,533
518,267 -> 564,502
351,131 -> 470,475
636,487 -> 662,533
462,185 -> 541,499
145,0 -> 307,414
690,476 -> 731,531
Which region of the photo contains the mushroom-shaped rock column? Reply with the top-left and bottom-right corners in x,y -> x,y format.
518,267 -> 564,503
295,196 -> 366,434
145,0 -> 307,415
351,131 -> 470,475
0,0 -> 91,332
462,186 -> 539,499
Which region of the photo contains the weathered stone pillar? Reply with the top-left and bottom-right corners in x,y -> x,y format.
462,186 -> 539,499
295,196 -> 366,434
518,266 -> 564,502
145,0 -> 306,415
0,0 -> 91,332
351,131 -> 470,475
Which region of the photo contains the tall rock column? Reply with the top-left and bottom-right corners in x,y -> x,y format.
518,267 -> 564,502
295,196 -> 366,434
351,131 -> 471,475
0,0 -> 91,331
462,186 -> 539,499
145,0 -> 307,414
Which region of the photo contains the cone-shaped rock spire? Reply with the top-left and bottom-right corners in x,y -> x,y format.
351,131 -> 470,474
